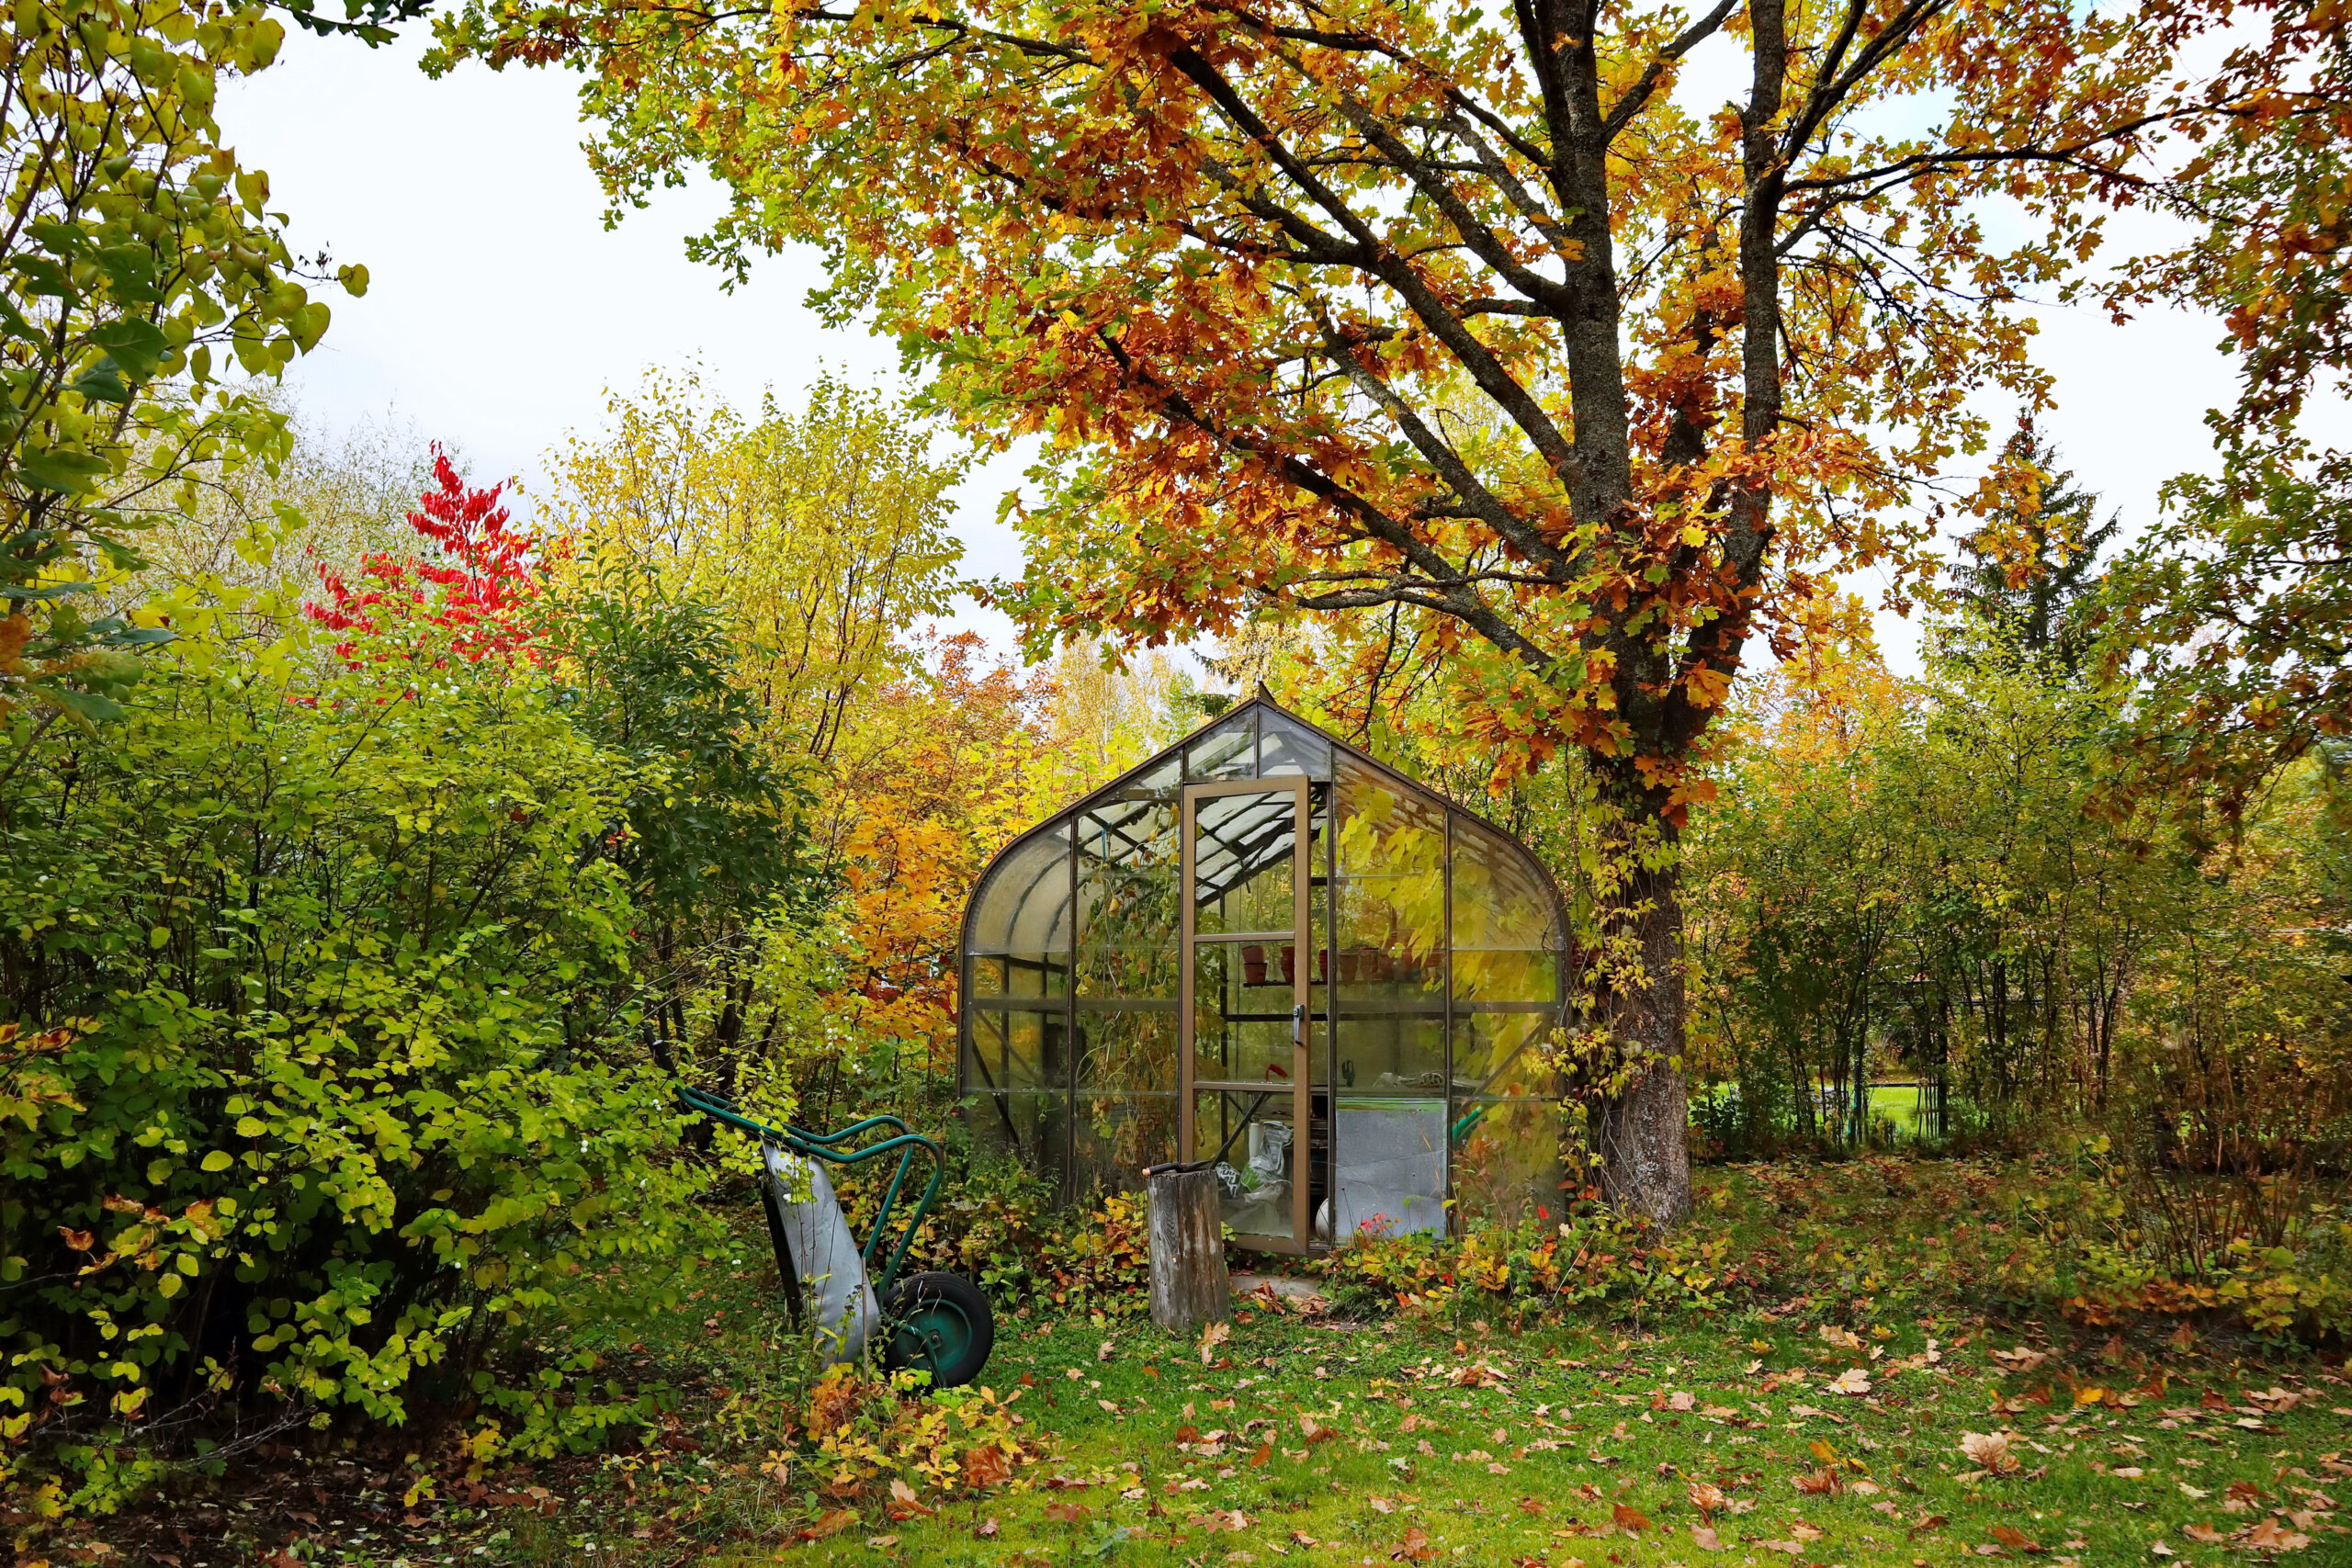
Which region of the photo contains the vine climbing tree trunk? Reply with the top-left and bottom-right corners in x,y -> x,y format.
1593,852 -> 1694,1224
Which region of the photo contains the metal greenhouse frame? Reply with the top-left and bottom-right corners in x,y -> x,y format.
957,692 -> 1571,1256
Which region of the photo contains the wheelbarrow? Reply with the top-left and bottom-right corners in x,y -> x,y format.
677,1084 -> 994,1390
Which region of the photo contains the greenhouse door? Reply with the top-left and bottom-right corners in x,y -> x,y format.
1180,777 -> 1314,1251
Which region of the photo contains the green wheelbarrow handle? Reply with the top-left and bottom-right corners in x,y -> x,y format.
675,1084 -> 944,1300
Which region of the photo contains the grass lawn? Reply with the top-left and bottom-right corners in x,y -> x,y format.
476,1234 -> 2346,1568
89,1163 -> 2350,1567
734,1320 -> 2343,1568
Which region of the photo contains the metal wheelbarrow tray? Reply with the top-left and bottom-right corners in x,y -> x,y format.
678,1084 -> 994,1389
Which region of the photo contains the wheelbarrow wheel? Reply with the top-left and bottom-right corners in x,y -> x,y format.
881,1272 -> 993,1390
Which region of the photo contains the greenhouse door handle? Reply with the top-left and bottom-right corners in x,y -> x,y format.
1292,1002 -> 1306,1047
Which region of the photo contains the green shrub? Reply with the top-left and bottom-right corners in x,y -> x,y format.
0,648 -> 713,1509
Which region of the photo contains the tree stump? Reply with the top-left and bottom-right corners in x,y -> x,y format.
1147,1168 -> 1230,1334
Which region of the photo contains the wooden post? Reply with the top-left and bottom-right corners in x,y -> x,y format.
1147,1168 -> 1230,1334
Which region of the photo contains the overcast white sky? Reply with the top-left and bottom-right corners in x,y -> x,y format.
220,27 -> 2269,676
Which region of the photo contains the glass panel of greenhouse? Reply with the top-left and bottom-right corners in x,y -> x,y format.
958,694 -> 1569,1254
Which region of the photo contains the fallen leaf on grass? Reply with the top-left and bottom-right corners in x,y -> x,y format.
1962,1431 -> 2021,1476
1517,1496 -> 1545,1517
1388,1523 -> 1437,1562
864,1536 -> 898,1551
1688,1481 -> 1727,1517
975,1517 -> 998,1539
1795,1469 -> 1841,1495
1611,1503 -> 1651,1534
1827,1367 -> 1873,1396
1044,1501 -> 1091,1523
1990,1525 -> 2047,1553
1991,1347 -> 2049,1372
1369,1495 -> 1397,1514
1758,1540 -> 1804,1554
1250,1439 -> 1272,1467
798,1508 -> 858,1542
2242,1519 -> 2312,1551
1690,1524 -> 1724,1551
1820,1325 -> 1863,1350
1198,1321 -> 1230,1365
2184,1523 -> 2229,1543
1669,1390 -> 1697,1411
963,1444 -> 1012,1487
1907,1514 -> 1950,1536
1791,1522 -> 1824,1541
1451,1358 -> 1510,1388
1190,1509 -> 1251,1532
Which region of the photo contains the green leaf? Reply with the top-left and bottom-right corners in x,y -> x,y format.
95,244 -> 162,305
26,220 -> 88,256
0,291 -> 39,343
15,447 -> 110,494
201,1151 -> 234,1172
9,255 -> 74,299
0,581 -> 96,603
43,686 -> 127,722
71,359 -> 132,405
92,319 -> 169,379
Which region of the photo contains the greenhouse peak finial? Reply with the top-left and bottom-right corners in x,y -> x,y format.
1256,680 -> 1275,705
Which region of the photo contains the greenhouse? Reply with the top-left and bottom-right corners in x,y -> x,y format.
957,693 -> 1570,1255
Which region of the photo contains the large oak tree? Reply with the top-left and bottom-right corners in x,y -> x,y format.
433,0 -> 2295,1220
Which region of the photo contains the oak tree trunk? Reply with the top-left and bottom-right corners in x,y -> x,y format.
1593,849 -> 1694,1225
